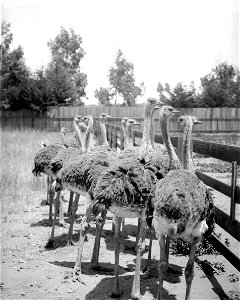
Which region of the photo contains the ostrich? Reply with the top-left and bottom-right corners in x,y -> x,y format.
47,114 -> 93,247
51,113 -> 111,247
150,115 -> 214,300
54,98 -> 162,282
92,105 -> 179,298
143,115 -> 203,277
32,126 -> 72,224
112,118 -> 140,239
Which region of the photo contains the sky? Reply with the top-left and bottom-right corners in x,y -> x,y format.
1,0 -> 239,104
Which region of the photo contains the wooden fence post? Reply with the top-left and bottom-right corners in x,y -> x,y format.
230,161 -> 238,221
113,126 -> 117,148
120,128 -> 124,150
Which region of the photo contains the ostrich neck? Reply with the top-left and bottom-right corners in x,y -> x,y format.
160,117 -> 180,170
124,126 -> 134,148
61,131 -> 66,144
84,120 -> 93,151
150,109 -> 156,147
141,108 -> 152,149
74,121 -> 85,151
100,122 -> 109,146
182,123 -> 194,171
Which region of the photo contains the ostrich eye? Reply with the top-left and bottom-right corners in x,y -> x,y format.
179,118 -> 183,122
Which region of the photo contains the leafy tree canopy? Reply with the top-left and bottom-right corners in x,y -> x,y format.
109,50 -> 143,106
94,87 -> 112,105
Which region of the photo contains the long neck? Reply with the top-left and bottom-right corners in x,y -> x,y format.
150,108 -> 156,147
182,123 -> 194,171
124,125 -> 134,148
74,120 -> 85,151
100,121 -> 109,146
61,131 -> 66,144
160,116 -> 180,170
84,118 -> 93,151
141,105 -> 153,149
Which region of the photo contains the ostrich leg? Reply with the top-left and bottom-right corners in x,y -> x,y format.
68,191 -> 74,215
59,194 -> 67,227
131,217 -> 146,299
48,178 -> 54,225
157,234 -> 167,300
185,243 -> 197,300
46,191 -> 61,248
72,203 -> 92,283
67,193 -> 80,245
91,209 -> 107,269
111,215 -> 123,297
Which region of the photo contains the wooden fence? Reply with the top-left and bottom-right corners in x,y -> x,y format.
94,121 -> 240,272
1,106 -> 240,133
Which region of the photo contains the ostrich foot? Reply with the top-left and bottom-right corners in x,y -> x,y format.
45,239 -> 55,249
59,221 -> 67,228
131,292 -> 142,300
110,288 -> 122,298
72,268 -> 86,284
67,240 -> 78,246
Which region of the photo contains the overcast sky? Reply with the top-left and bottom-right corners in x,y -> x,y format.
2,0 -> 239,104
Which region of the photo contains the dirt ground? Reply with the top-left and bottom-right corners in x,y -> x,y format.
1,184 -> 239,300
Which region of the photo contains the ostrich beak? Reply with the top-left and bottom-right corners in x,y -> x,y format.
194,120 -> 202,124
172,109 -> 179,114
134,121 -> 140,128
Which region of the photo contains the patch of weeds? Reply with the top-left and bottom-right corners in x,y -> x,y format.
224,238 -> 230,247
227,291 -> 240,300
198,260 -> 225,276
170,236 -> 219,256
228,274 -> 239,283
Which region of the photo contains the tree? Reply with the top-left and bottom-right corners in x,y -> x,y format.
95,87 -> 112,105
1,22 -> 31,110
109,50 -> 143,106
46,27 -> 88,105
157,81 -> 198,107
198,62 -> 240,107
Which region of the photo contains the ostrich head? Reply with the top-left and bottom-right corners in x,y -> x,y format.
74,115 -> 82,124
159,105 -> 179,121
60,127 -> 71,134
121,117 -> 128,127
146,97 -> 164,112
126,118 -> 140,130
177,115 -> 202,127
100,113 -> 111,124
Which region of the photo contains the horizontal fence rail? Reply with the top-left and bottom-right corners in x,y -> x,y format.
93,121 -> 240,272
1,106 -> 240,133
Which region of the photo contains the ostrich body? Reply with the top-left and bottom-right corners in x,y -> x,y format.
32,127 -> 70,224
54,113 -> 113,274
46,115 -> 89,247
151,115 -> 214,300
93,105 -> 180,299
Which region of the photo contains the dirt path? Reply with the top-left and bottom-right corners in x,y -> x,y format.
1,190 -> 239,300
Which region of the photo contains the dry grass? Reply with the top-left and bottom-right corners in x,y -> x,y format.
0,128 -> 63,222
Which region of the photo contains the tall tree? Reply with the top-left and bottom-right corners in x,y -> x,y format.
109,50 -> 143,106
1,22 -> 31,110
94,87 -> 112,105
157,81 -> 198,107
46,27 -> 87,105
199,62 -> 240,107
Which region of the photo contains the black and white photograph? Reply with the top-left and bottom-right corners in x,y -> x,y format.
1,0 -> 239,299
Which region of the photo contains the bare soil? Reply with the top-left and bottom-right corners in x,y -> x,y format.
1,186 -> 239,300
